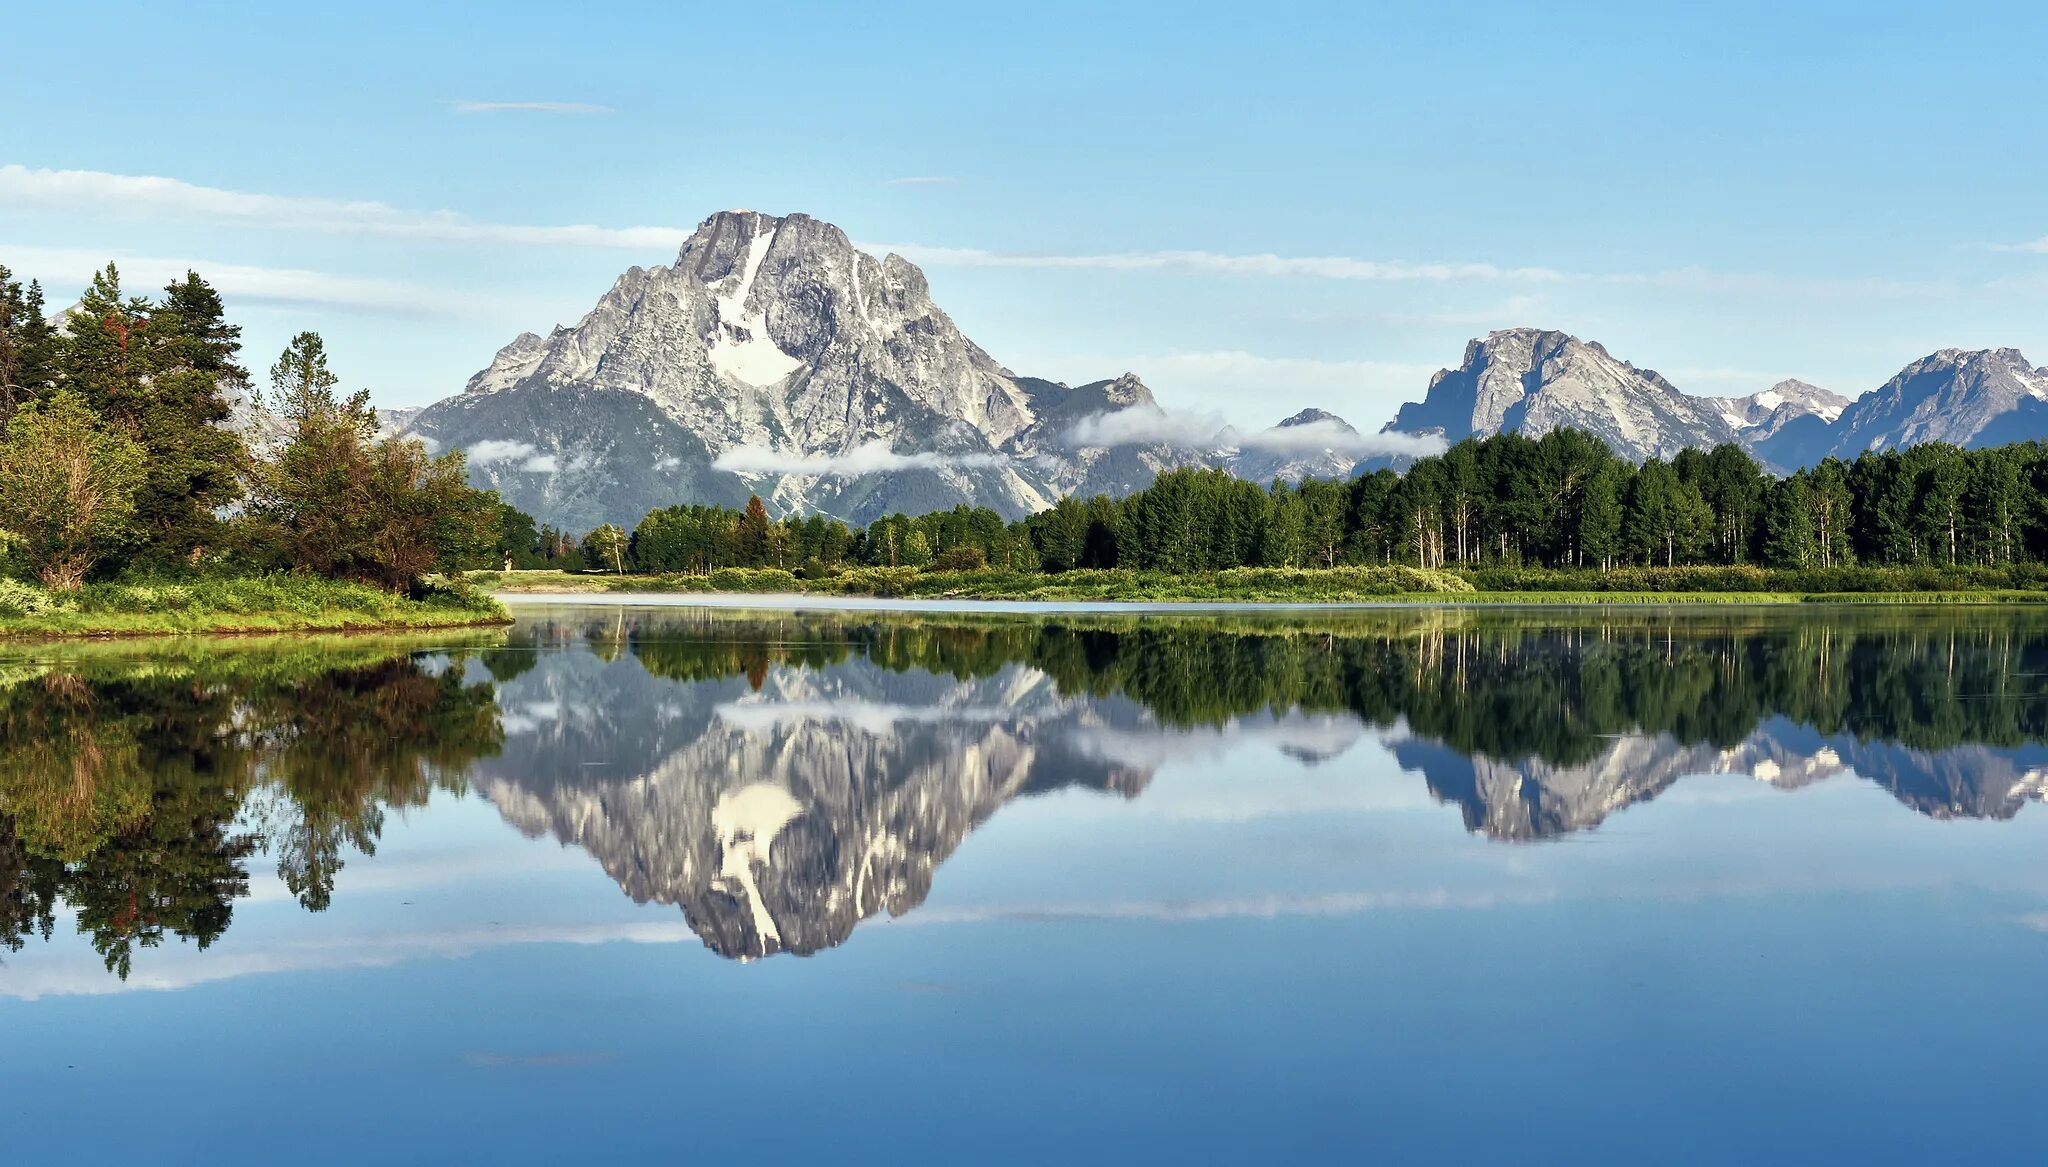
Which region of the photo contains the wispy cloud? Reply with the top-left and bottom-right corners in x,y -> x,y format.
883,176 -> 959,186
0,165 -> 691,250
1062,403 -> 1445,459
870,240 -> 1566,283
462,439 -> 558,472
1027,350 -> 1440,422
1992,236 -> 2048,255
712,440 -> 1004,476
448,101 -> 615,115
5,243 -> 482,317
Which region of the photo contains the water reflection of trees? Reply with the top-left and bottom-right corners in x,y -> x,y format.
0,638 -> 509,975
8,609 -> 2048,975
518,608 -> 2048,763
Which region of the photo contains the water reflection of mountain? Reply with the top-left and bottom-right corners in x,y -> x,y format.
11,609 -> 2048,976
1398,719 -> 2048,841
470,617 -> 1155,959
474,610 -> 2048,959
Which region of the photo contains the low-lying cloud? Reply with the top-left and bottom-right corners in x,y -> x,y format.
464,439 -> 557,472
1063,405 -> 1446,459
712,441 -> 1004,476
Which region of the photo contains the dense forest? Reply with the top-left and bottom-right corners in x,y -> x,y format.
511,428 -> 2048,580
0,262 -> 501,595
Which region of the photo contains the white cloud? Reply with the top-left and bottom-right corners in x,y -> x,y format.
1993,236 -> 2048,254
448,101 -> 615,114
7,243 -> 477,317
867,241 -> 1565,283
712,440 -> 1004,476
0,165 -> 691,250
1239,417 -> 1445,458
715,698 -> 1013,736
1062,404 -> 1227,448
464,439 -> 557,471
1062,403 -> 1445,459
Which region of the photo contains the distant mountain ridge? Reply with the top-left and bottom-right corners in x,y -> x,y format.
382,208 -> 2048,529
1380,327 -> 2041,472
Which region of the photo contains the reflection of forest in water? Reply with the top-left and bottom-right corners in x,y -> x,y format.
7,607 -> 2048,974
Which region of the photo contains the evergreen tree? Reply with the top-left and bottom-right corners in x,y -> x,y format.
0,265 -> 56,429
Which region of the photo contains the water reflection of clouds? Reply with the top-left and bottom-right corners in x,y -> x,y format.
711,698 -> 1014,736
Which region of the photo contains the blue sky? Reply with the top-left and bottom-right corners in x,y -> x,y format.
4,0 -> 2046,428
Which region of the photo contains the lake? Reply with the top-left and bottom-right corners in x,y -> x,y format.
4,602 -> 2047,1164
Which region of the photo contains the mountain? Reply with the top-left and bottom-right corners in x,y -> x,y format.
1819,347 -> 2048,457
407,209 -> 1075,529
1385,327 -> 1741,462
1231,408 -> 1365,484
1726,378 -> 1851,470
1378,329 -> 2048,472
400,209 -> 1407,531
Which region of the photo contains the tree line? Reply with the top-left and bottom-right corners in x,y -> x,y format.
523,427 -> 2048,579
0,262 -> 501,592
1028,430 -> 2048,573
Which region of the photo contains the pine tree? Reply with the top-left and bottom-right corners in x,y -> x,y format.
0,265 -> 57,429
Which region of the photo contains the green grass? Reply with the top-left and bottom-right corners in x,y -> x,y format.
0,574 -> 510,640
474,564 -> 2048,606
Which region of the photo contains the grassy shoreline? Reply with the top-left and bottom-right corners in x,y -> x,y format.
475,566 -> 2048,606
0,575 -> 511,641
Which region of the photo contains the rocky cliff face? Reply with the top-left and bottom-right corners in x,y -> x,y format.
1821,348 -> 2048,457
400,208 -> 2048,530
1385,328 -> 1746,462
402,209 -> 1402,531
1379,330 -> 2048,471
409,210 -> 1073,529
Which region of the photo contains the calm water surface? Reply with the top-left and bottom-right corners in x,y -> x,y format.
5,603 -> 2048,1164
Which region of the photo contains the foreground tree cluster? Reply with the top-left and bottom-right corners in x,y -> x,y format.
0,263 -> 499,591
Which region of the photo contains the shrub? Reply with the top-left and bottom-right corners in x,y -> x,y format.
929,546 -> 989,573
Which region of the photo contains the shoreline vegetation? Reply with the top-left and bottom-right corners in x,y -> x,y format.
474,564 -> 2048,605
0,575 -> 507,640
3,264 -> 518,642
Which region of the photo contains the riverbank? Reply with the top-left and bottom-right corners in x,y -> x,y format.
475,565 -> 2048,606
0,576 -> 510,640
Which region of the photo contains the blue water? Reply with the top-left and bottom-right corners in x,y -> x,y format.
3,605 -> 2046,1164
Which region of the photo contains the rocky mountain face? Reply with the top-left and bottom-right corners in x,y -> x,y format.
1818,347 -> 2048,458
1380,329 -> 2047,472
1385,328 -> 1739,462
1231,408 -> 1365,484
408,210 -> 1065,529
399,209 -> 1400,531
392,207 -> 2048,529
